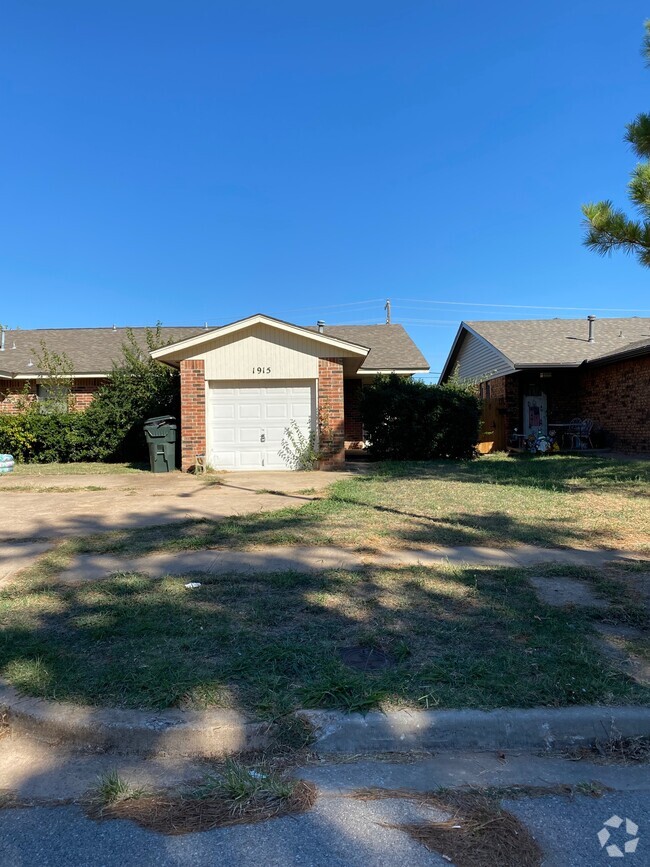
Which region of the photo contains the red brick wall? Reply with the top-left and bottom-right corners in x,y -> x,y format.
180,359 -> 206,471
318,357 -> 345,465
343,378 -> 363,446
579,355 -> 650,452
481,356 -> 650,452
0,378 -> 103,413
71,378 -> 104,409
0,380 -> 36,413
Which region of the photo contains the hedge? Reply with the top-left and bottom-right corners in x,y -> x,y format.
0,327 -> 180,465
0,412 -> 90,464
360,374 -> 480,460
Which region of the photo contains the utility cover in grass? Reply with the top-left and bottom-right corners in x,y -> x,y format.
338,646 -> 395,672
528,576 -> 609,608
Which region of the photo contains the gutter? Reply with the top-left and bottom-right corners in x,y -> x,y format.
584,344 -> 650,367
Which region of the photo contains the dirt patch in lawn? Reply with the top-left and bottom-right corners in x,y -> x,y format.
527,575 -> 609,608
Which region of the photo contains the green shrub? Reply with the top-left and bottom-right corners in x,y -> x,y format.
81,328 -> 179,462
0,326 -> 179,465
360,374 -> 480,460
0,411 -> 86,463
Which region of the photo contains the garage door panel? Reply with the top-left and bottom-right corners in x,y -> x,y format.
214,428 -> 236,444
239,405 -> 262,420
213,404 -> 235,420
208,379 -> 315,470
239,427 -> 263,445
239,451 -> 265,468
213,451 -> 236,468
265,404 -> 289,420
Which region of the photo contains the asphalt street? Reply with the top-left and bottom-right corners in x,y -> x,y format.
1,748 -> 649,866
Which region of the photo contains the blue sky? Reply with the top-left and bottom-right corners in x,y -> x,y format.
1,1 -> 649,377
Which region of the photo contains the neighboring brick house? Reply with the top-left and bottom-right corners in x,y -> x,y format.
0,326 -> 204,414
439,316 -> 650,453
0,316 -> 429,470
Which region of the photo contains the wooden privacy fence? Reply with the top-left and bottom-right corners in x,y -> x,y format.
477,397 -> 507,454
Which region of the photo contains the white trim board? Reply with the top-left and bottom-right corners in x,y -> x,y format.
152,314 -> 370,362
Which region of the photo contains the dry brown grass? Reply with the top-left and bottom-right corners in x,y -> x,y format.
564,734 -> 650,765
89,779 -> 316,835
352,787 -> 542,867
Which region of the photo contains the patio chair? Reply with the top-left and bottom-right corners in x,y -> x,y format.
562,417 -> 582,448
572,418 -> 594,450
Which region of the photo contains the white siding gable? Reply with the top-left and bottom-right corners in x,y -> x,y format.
192,323 -> 362,381
454,331 -> 514,383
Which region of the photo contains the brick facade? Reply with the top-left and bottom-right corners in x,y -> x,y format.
480,354 -> 650,452
580,355 -> 650,452
0,378 -> 103,413
318,357 -> 345,465
180,359 -> 206,471
343,378 -> 363,446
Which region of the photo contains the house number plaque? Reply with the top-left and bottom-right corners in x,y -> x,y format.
252,367 -> 271,374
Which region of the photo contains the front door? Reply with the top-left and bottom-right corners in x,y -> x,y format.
523,393 -> 547,437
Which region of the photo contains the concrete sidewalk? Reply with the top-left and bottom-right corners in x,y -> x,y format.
0,541 -> 52,585
57,542 -> 648,583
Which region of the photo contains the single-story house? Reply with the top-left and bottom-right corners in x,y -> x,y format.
0,314 -> 429,470
439,316 -> 650,453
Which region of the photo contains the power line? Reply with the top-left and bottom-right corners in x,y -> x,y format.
393,298 -> 650,313
274,299 -> 384,315
394,319 -> 462,327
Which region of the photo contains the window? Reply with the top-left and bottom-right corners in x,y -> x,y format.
37,383 -> 70,412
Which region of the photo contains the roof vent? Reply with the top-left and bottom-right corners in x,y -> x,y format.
587,315 -> 596,343
317,320 -> 325,333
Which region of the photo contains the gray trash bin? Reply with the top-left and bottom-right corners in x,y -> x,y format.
144,416 -> 177,473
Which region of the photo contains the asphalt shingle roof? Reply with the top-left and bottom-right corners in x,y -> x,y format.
0,327 -> 207,377
0,322 -> 428,377
307,324 -> 429,371
466,317 -> 650,367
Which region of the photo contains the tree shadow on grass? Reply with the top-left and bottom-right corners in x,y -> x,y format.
3,552 -> 650,829
356,455 -> 650,495
3,560 -> 649,718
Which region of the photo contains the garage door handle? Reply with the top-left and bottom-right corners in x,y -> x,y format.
260,432 -> 266,443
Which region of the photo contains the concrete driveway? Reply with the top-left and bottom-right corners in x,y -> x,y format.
0,469 -> 351,543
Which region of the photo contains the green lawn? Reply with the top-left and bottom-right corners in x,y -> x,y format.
1,556 -> 648,715
1,454 -> 648,716
64,454 -> 650,557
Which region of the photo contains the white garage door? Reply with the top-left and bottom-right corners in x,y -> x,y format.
208,380 -> 316,470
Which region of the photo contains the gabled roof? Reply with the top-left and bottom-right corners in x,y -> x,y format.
150,314 -> 370,363
151,314 -> 429,372
0,317 -> 429,378
440,317 -> 650,382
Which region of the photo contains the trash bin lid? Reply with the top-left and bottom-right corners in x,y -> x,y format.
144,415 -> 176,426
